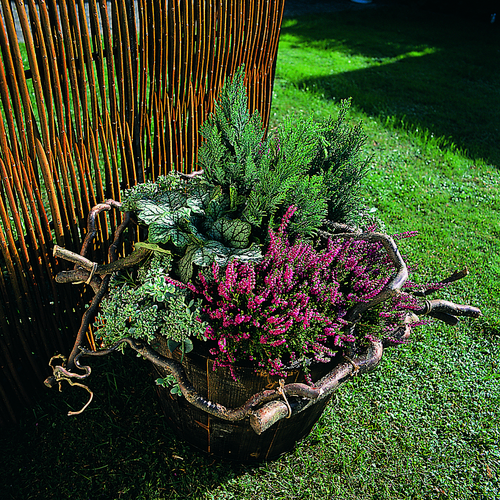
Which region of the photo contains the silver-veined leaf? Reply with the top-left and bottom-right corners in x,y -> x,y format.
178,243 -> 197,282
193,240 -> 262,267
157,190 -> 187,211
208,218 -> 251,249
170,227 -> 190,248
136,200 -> 169,224
147,223 -> 173,244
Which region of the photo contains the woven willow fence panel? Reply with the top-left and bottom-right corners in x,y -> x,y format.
0,0 -> 285,424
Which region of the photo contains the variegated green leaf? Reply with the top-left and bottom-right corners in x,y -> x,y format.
187,222 -> 206,244
171,206 -> 192,222
157,190 -> 187,211
193,240 -> 262,267
136,199 -> 169,224
205,200 -> 229,223
186,184 -> 211,214
177,243 -> 197,283
208,218 -> 251,249
170,227 -> 190,248
147,222 -> 173,244
226,245 -> 262,264
155,212 -> 176,228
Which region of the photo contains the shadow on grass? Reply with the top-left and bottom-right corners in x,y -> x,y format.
280,5 -> 500,167
0,350 -> 254,500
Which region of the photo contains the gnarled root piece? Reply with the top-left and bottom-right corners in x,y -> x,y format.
52,200 -> 152,370
44,355 -> 94,416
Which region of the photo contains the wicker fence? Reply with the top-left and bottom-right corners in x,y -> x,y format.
0,0 -> 285,424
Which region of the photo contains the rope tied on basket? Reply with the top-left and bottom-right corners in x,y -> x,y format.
85,262 -> 99,284
277,379 -> 292,418
70,261 -> 99,285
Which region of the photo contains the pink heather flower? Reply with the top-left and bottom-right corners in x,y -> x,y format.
212,262 -> 220,280
393,231 -> 418,240
279,205 -> 298,234
283,264 -> 294,288
165,276 -> 186,289
218,337 -> 227,352
184,205 -> 427,378
270,339 -> 286,347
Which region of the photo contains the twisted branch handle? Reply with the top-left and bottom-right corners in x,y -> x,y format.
46,336 -> 384,433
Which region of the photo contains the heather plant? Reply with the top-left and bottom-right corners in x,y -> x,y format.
161,205 -> 429,379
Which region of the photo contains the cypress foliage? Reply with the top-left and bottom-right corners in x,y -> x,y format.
198,67 -> 369,241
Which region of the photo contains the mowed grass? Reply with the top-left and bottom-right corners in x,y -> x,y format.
1,5 -> 499,500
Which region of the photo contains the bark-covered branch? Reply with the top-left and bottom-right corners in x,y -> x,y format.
413,298 -> 482,325
54,247 -> 151,282
53,337 -> 384,433
55,201 -> 135,369
413,268 -> 470,297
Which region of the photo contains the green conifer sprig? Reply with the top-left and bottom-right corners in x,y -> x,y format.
198,67 -> 369,240
198,67 -> 263,194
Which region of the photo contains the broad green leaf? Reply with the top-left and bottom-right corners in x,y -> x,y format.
136,200 -> 168,224
177,243 -> 197,282
227,245 -> 262,263
205,196 -> 229,223
155,212 -> 176,228
193,240 -> 262,267
186,184 -> 211,214
167,340 -> 181,353
170,227 -> 189,248
147,222 -> 172,244
134,242 -> 171,255
192,241 -> 225,267
157,190 -> 187,211
187,221 -> 206,243
172,206 -> 192,222
209,218 -> 251,248
183,338 -> 194,354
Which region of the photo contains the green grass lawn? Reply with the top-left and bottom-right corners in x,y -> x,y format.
1,5 -> 499,499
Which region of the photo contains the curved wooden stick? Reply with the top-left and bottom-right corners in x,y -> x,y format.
61,201 -> 135,369
56,337 -> 383,433
319,230 -> 409,323
54,246 -> 151,279
413,298 -> 482,325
